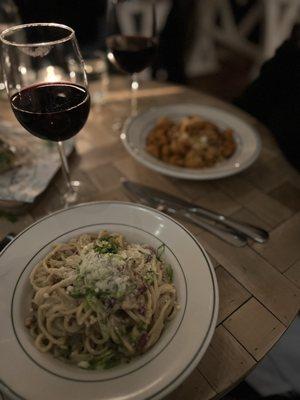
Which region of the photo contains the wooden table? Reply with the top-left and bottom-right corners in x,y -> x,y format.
1,77 -> 300,399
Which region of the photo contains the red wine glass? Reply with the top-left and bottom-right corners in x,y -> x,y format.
106,0 -> 157,118
0,23 -> 90,205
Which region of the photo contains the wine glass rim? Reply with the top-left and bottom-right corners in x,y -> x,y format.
0,22 -> 75,47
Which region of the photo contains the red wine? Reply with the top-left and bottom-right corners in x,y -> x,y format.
11,83 -> 90,142
107,35 -> 157,74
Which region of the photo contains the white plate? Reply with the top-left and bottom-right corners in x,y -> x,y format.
0,202 -> 218,400
121,104 -> 261,180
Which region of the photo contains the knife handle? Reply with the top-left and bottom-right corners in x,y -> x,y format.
214,217 -> 269,244
190,207 -> 269,244
178,210 -> 247,247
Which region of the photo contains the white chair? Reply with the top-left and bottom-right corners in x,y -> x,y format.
117,0 -> 171,37
187,0 -> 300,77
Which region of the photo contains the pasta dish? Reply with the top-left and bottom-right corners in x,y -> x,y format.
26,231 -> 178,370
146,116 -> 236,168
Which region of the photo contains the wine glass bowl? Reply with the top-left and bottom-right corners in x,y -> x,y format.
0,23 -> 90,205
106,35 -> 157,75
106,0 -> 157,117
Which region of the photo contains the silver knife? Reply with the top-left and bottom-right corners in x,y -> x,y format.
123,180 -> 247,247
122,180 -> 268,244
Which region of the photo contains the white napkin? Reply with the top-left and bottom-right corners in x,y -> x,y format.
0,122 -> 73,204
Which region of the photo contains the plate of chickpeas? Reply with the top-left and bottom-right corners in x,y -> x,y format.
121,104 -> 261,180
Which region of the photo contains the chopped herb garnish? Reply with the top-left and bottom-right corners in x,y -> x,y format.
94,237 -> 119,254
87,349 -> 121,370
144,271 -> 154,285
85,289 -> 97,308
137,322 -> 148,331
165,265 -> 173,283
58,345 -> 72,359
102,355 -> 121,369
156,243 -> 165,261
70,289 -> 84,298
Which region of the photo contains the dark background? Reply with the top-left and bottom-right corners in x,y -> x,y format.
13,0 -> 197,83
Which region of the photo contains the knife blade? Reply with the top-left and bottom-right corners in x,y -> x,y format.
122,180 -> 268,244
123,180 -> 247,247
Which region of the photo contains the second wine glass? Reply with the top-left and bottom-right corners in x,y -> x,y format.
106,0 -> 157,118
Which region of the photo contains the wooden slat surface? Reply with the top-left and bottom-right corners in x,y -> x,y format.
182,221 -> 300,325
198,326 -> 256,393
223,298 -> 286,360
164,369 -> 216,400
252,212 -> 300,273
1,77 -> 300,399
285,260 -> 300,288
215,266 -> 251,324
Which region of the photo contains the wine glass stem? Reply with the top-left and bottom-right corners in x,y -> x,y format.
131,73 -> 139,117
56,141 -> 74,193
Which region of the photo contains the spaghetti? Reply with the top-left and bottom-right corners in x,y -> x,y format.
26,231 -> 178,370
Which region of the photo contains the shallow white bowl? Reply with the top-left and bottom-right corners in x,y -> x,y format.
0,202 -> 218,400
122,103 -> 261,180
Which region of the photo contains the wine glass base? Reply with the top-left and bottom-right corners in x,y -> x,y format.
63,180 -> 81,207
112,119 -> 123,134
71,180 -> 80,188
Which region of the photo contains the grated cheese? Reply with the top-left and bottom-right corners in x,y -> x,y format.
79,249 -> 130,294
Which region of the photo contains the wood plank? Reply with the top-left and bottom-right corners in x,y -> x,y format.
29,184 -> 63,221
269,181 -> 300,212
258,146 -> 278,163
224,298 -> 286,360
164,369 -> 216,400
252,212 -> 300,273
98,187 -> 133,202
74,132 -> 103,155
243,191 -> 293,229
77,141 -> 126,172
287,173 -> 300,191
216,178 -> 292,228
76,122 -> 117,153
198,325 -> 255,393
193,191 -> 241,217
114,156 -> 183,198
216,266 -> 251,324
187,224 -> 300,325
242,156 -> 289,193
170,179 -> 216,200
285,260 -> 300,289
216,176 -> 257,204
104,85 -> 185,102
230,207 -> 272,232
256,154 -> 300,191
88,163 -> 123,193
207,253 -> 220,269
